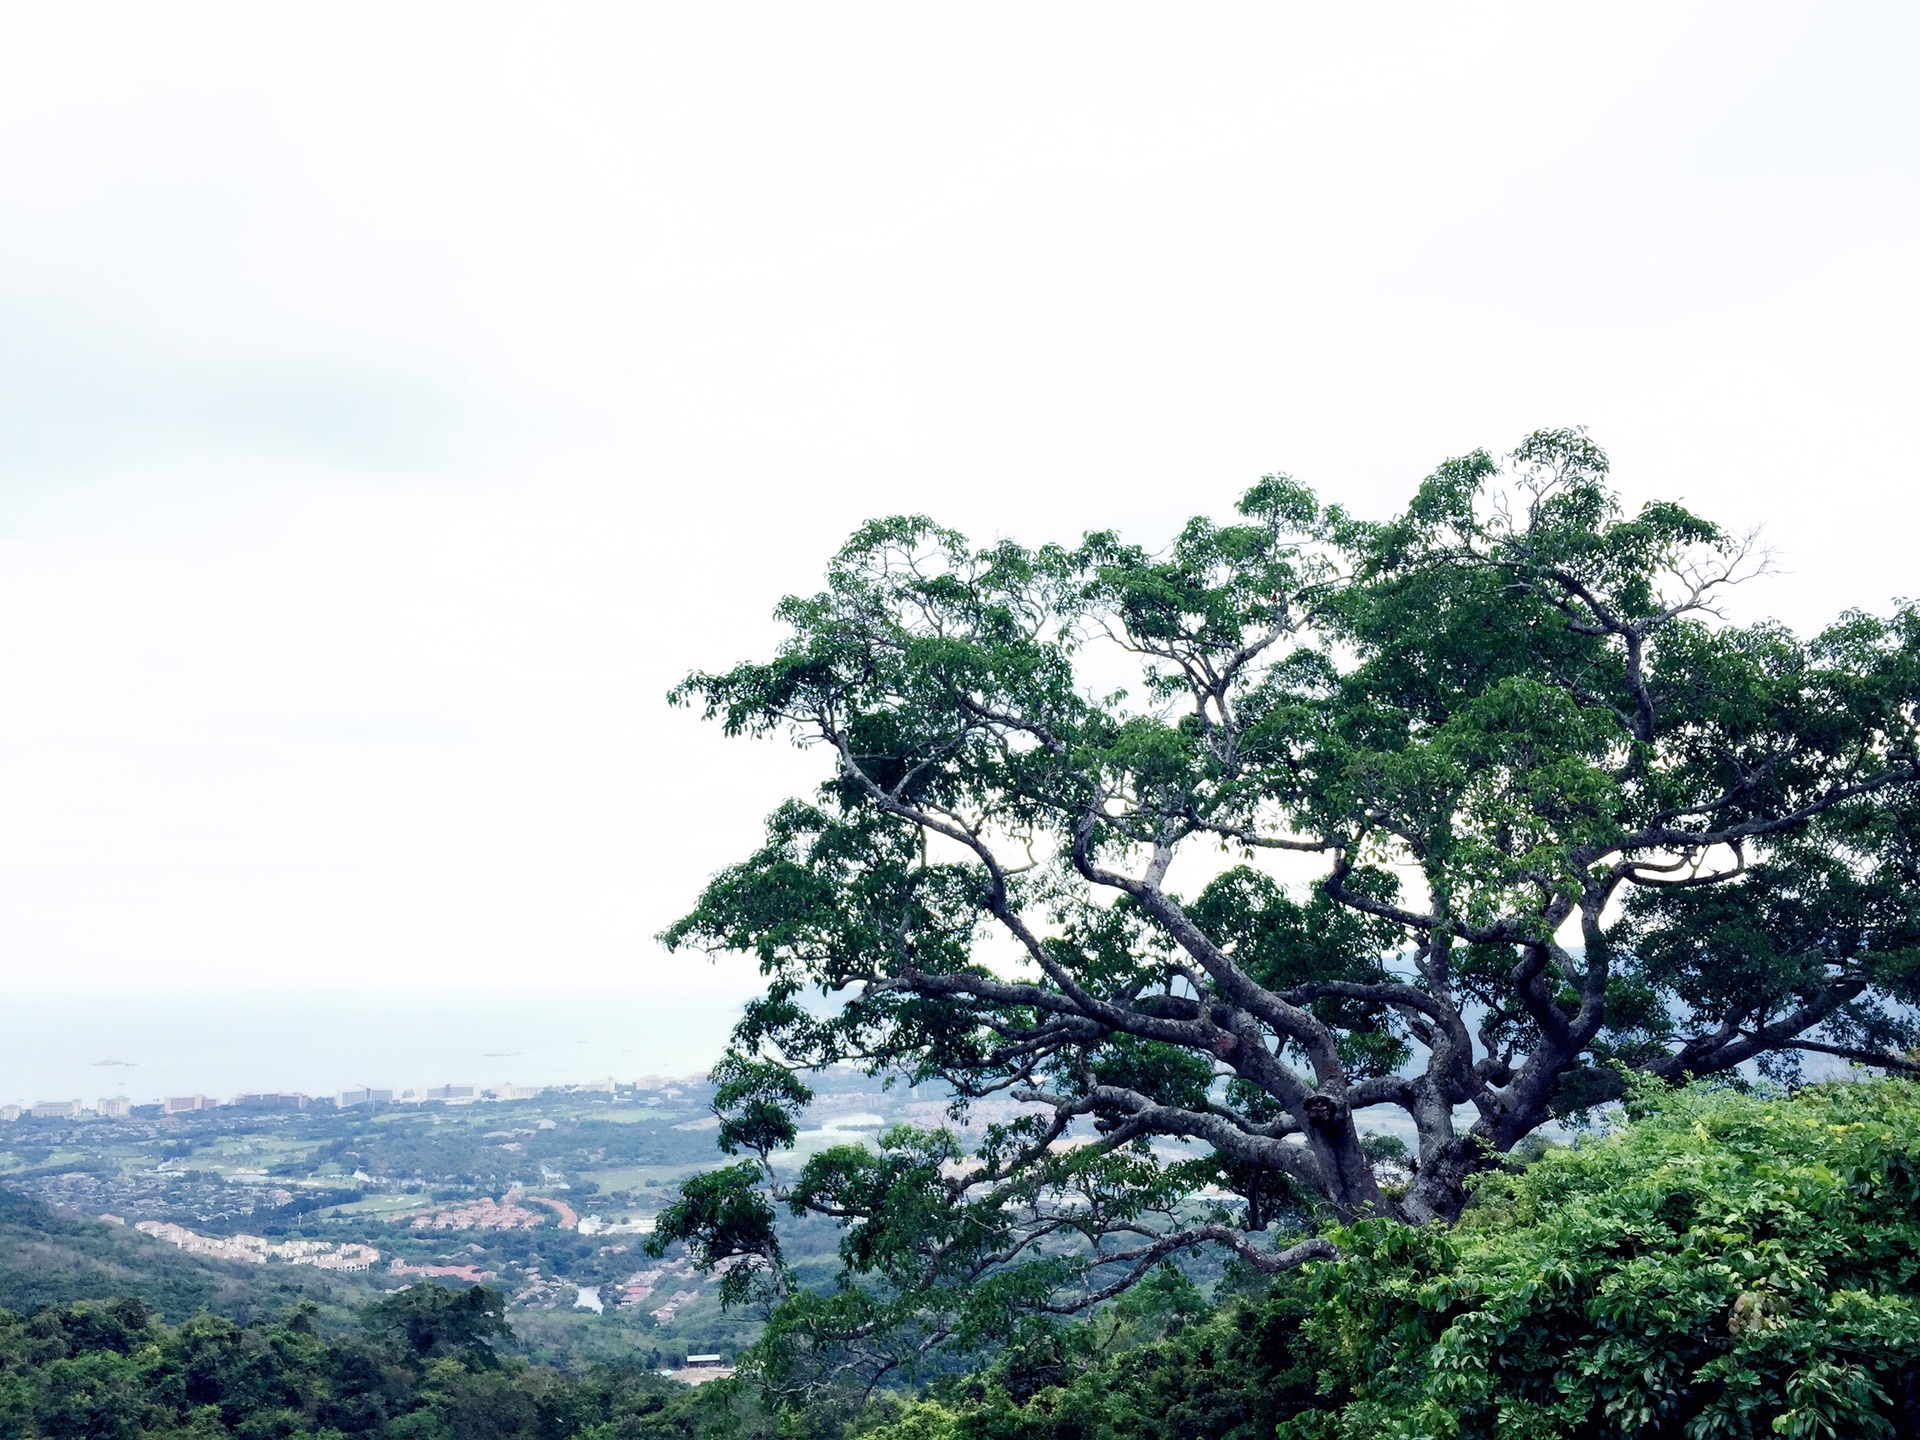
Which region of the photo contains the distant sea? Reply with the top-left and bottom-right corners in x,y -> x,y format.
2,988 -> 1852,1119
0,989 -> 756,1107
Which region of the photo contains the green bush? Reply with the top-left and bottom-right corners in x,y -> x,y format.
860,1080 -> 1920,1440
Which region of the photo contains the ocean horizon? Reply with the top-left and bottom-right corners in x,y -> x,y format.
0,988 -> 755,1107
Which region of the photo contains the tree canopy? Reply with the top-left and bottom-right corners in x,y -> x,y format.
0,1284 -> 757,1439
658,430 -> 1920,1382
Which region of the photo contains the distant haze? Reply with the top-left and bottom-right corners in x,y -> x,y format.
1,5 -> 1917,1028
0,989 -> 756,1107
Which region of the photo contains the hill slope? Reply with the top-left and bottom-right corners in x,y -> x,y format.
0,1186 -> 362,1322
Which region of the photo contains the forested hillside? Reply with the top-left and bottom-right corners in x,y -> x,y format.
0,1079 -> 1914,1438
0,1190 -> 359,1326
0,1284 -> 748,1440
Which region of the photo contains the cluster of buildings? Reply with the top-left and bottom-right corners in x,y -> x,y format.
406,1190 -> 579,1233
132,1220 -> 380,1271
0,1083 -> 556,1121
390,1257 -> 496,1283
0,1098 -> 133,1121
0,1094 -> 313,1120
338,1084 -> 540,1106
609,1252 -> 745,1324
650,1287 -> 702,1325
410,1196 -> 551,1232
616,1264 -> 670,1309
1,1072 -> 707,1123
512,1266 -> 585,1310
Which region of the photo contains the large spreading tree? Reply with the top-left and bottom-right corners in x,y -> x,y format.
655,430 -> 1920,1387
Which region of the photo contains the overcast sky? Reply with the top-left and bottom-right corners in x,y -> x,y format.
1,3 -> 1916,998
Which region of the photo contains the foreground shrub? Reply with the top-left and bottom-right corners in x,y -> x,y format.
860,1079 -> 1920,1440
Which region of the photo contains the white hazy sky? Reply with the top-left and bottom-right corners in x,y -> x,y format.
1,3 -> 1916,1000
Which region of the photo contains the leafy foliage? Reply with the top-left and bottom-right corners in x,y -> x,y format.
659,431 -> 1920,1371
0,1282 -> 767,1439
361,1281 -> 511,1367
856,1080 -> 1920,1440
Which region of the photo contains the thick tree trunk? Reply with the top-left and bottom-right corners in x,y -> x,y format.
1400,1137 -> 1481,1224
1300,1095 -> 1391,1220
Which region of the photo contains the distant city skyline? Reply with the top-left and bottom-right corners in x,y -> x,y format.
2,1073 -> 712,1126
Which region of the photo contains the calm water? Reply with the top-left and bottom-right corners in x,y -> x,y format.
4,990 -> 1828,1123
0,989 -> 753,1107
